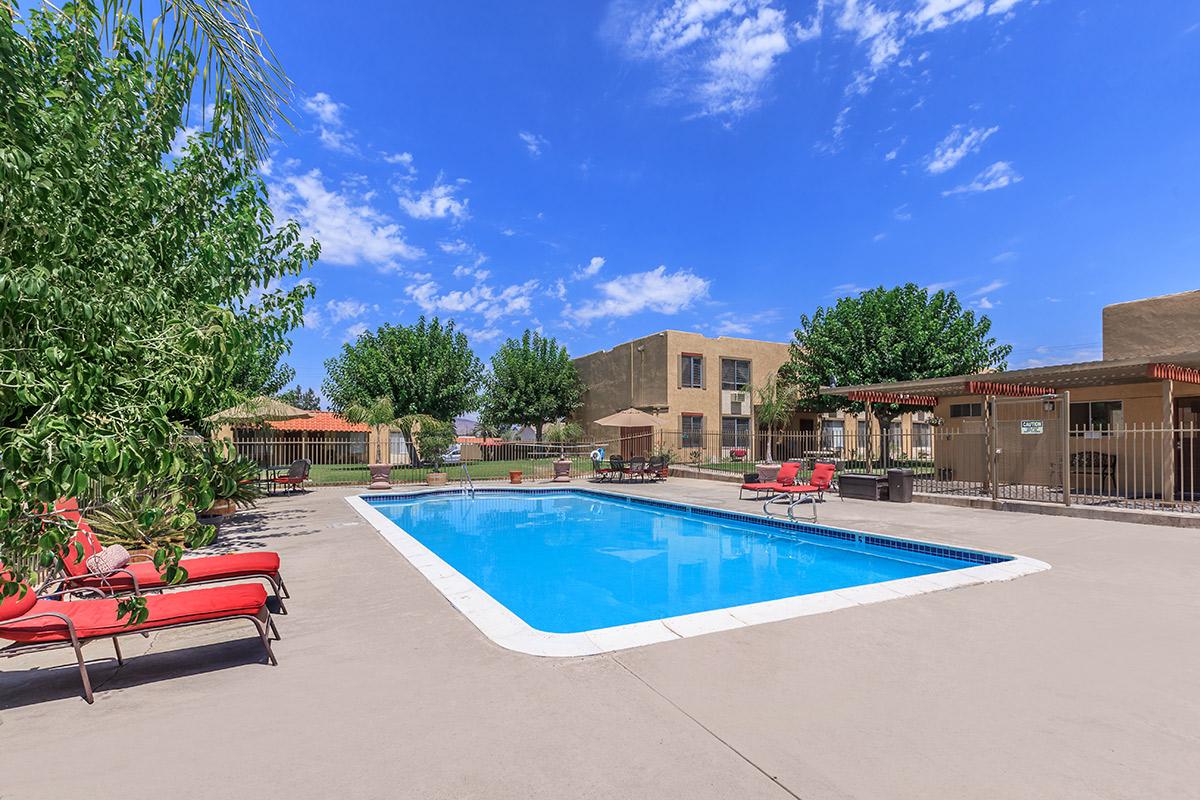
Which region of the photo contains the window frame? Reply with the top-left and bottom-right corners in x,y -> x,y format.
680,353 -> 704,389
950,402 -> 983,418
720,358 -> 751,391
720,415 -> 751,449
1069,400 -> 1124,435
681,413 -> 704,448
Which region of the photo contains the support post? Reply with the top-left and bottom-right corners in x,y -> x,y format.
1163,379 -> 1176,502
986,395 -> 998,502
1061,390 -> 1071,507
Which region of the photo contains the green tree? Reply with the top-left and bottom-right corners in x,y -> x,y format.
277,385 -> 322,411
415,419 -> 458,472
323,317 -> 483,421
481,330 -> 584,440
754,377 -> 798,463
0,3 -> 314,617
783,284 -> 1011,466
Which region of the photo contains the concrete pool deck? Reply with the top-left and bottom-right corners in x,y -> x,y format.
2,478 -> 1198,799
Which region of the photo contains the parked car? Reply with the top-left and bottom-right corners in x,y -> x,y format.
442,444 -> 462,464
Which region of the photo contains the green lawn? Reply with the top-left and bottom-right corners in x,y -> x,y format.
305,457 -> 597,486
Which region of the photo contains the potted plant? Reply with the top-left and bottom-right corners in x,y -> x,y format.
545,421 -> 583,482
652,444 -> 675,478
208,452 -> 263,516
344,397 -> 401,490
753,377 -> 798,482
415,418 -> 458,487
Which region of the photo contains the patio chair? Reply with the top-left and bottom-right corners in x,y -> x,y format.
740,462 -> 801,500
0,565 -> 278,704
592,457 -> 614,482
628,455 -> 648,482
270,459 -> 311,494
609,455 -> 626,482
645,454 -> 666,481
53,499 -> 291,614
763,461 -> 837,521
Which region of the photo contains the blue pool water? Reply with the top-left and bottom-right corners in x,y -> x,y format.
368,490 -> 1005,633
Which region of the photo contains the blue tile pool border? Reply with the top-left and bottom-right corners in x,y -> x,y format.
347,487 -> 1050,657
362,487 -> 1010,567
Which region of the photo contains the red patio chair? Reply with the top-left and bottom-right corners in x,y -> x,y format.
270,459 -> 311,494
740,461 -> 802,500
0,565 -> 278,704
763,461 -> 838,521
53,499 -> 290,614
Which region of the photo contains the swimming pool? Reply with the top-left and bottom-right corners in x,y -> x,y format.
348,489 -> 1048,656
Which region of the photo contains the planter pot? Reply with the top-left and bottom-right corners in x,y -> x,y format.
552,458 -> 572,483
509,470 -> 523,485
206,498 -> 237,516
368,463 -> 392,491
756,463 -> 781,483
427,471 -> 448,487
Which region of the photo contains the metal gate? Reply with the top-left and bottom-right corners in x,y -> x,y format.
987,392 -> 1070,505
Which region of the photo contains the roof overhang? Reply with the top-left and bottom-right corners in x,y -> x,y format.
821,351 -> 1200,401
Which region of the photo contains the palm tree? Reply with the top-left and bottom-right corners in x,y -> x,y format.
94,0 -> 292,164
755,377 -> 798,464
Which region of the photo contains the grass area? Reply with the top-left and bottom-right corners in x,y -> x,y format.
305,457 -> 597,486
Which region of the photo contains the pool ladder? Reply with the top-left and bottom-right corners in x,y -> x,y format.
460,463 -> 476,499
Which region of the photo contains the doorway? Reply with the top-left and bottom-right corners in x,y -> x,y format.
1174,398 -> 1200,500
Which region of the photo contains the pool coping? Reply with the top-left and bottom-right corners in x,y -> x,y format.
345,488 -> 1051,657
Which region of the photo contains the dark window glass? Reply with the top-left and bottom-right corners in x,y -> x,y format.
720,359 -> 751,390
681,355 -> 703,388
681,415 -> 704,448
721,416 -> 751,448
950,402 -> 983,418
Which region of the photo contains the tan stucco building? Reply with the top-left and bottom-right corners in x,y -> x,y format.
572,330 -> 923,462
821,290 -> 1200,501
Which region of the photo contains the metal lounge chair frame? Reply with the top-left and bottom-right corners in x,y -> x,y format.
0,585 -> 279,705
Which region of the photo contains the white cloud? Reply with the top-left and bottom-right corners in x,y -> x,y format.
991,250 -> 1018,263
911,0 -> 985,33
326,298 -> 371,323
971,279 -> 1007,296
925,124 -> 999,174
270,168 -> 424,270
884,147 -> 899,161
987,0 -> 1024,16
893,203 -> 913,221
924,280 -> 960,292
581,256 -> 605,278
518,131 -> 548,157
398,180 -> 470,222
830,282 -> 871,296
500,227 -> 517,237
406,277 -> 539,324
715,318 -> 752,335
383,151 -> 415,167
975,296 -> 994,309
303,92 -> 344,126
303,92 -> 356,154
343,322 -> 369,343
616,0 -> 792,117
568,266 -> 710,322
550,278 -> 567,300
452,265 -> 490,281
461,325 -> 503,343
943,160 -> 1022,195
793,1 -> 824,41
439,239 -> 471,255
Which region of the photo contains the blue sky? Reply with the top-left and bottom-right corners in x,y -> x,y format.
247,0 -> 1200,393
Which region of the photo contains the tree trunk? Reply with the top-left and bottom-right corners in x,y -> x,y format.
535,421 -> 544,442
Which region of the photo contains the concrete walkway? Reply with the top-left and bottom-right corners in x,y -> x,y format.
2,479 -> 1197,799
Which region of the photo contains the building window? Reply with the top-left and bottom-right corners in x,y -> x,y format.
912,422 -> 932,451
857,419 -> 869,456
950,402 -> 983,418
721,416 -> 751,449
680,354 -> 704,388
720,358 -> 751,391
821,420 -> 845,452
681,414 -> 704,448
1070,400 -> 1123,432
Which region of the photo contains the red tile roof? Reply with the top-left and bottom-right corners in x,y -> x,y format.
265,411 -> 369,433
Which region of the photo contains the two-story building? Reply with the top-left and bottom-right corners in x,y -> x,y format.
572,330 -> 925,463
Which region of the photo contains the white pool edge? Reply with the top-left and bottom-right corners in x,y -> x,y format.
345,492 -> 1051,657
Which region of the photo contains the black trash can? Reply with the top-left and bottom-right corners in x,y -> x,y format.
887,468 -> 914,503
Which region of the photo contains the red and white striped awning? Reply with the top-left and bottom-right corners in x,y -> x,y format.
1147,363 -> 1200,385
965,380 -> 1056,397
846,390 -> 939,407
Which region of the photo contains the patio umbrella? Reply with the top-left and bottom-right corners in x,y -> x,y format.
593,408 -> 665,428
204,396 -> 313,425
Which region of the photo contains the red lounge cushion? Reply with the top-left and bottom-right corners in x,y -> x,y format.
0,584 -> 267,644
272,476 -> 303,484
741,482 -> 781,491
775,462 -> 801,486
777,483 -> 820,494
0,567 -> 37,622
75,552 -> 281,593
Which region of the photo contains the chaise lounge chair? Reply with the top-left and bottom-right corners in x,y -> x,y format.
763,461 -> 837,521
53,499 -> 291,614
740,462 -> 801,500
0,566 -> 278,704
592,457 -> 614,482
